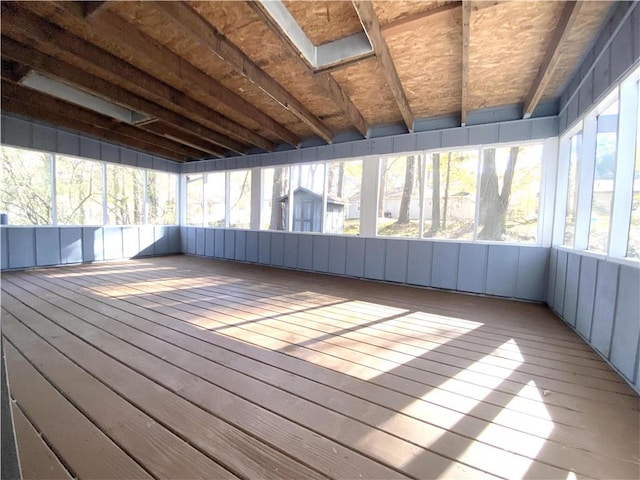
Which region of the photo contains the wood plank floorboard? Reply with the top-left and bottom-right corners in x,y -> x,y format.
2,256 -> 638,479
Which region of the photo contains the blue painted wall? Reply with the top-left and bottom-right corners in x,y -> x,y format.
548,249 -> 640,392
179,227 -> 549,303
0,226 -> 181,270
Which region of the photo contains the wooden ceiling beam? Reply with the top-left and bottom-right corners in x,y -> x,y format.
152,1 -> 333,143
523,0 -> 583,118
141,121 -> 227,157
50,1 -> 299,146
461,1 -> 471,126
1,36 -> 237,156
83,1 -> 109,19
1,78 -> 198,161
0,4 -> 275,152
246,1 -> 369,138
1,79 -> 207,160
381,2 -> 461,37
353,0 -> 414,132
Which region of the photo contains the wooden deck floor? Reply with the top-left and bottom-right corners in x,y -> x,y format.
2,255 -> 638,479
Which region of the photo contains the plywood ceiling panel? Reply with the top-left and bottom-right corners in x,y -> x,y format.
385,6 -> 462,118
467,0 -> 565,111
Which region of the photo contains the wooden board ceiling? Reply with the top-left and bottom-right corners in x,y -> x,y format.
0,0 -> 614,162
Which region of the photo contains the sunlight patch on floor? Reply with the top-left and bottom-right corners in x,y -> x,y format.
458,379 -> 554,479
46,266 -> 174,278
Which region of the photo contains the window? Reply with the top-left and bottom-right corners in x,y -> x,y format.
289,163 -> 325,232
146,171 -> 177,225
378,154 -> 421,237
55,155 -> 103,225
105,164 -> 144,225
326,159 -> 362,235
477,144 -> 542,243
205,172 -> 225,227
423,149 -> 478,240
0,146 -> 52,225
588,99 -> 619,253
564,133 -> 581,246
229,170 -> 251,229
261,166 -> 289,230
186,174 -> 204,225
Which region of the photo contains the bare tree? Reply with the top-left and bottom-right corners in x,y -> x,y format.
443,153 -> 452,230
378,158 -> 388,217
429,153 -> 441,235
478,147 -> 519,240
270,167 -> 287,230
398,155 -> 415,224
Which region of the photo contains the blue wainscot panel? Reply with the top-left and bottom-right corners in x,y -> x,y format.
485,245 -> 518,297
8,228 -> 35,269
234,231 -> 246,261
431,242 -> 459,290
328,237 -> 347,275
364,238 -> 385,280
270,232 -> 284,266
384,239 -> 408,283
35,228 -> 61,267
245,231 -> 258,263
406,241 -> 432,287
297,235 -> 314,270
457,243 -> 487,294
60,227 -> 83,264
103,227 -> 123,260
283,234 -> 298,268
345,237 -> 365,278
83,227 -> 104,262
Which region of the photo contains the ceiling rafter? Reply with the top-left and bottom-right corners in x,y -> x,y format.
1,37 -> 241,156
381,2 -> 461,37
353,0 -> 414,132
83,1 -> 109,19
0,4 -> 275,153
523,0 -> 583,118
152,1 -> 334,143
46,1 -> 299,147
1,80 -> 202,161
246,1 -> 369,138
461,0 -> 471,126
141,121 -> 226,157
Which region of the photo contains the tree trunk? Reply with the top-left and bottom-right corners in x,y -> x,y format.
443,153 -> 452,230
398,156 -> 415,224
478,147 -> 519,240
429,153 -> 441,235
378,158 -> 388,217
270,167 -> 286,230
337,162 -> 344,198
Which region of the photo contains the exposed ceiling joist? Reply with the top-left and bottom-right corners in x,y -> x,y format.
1,80 -> 201,161
353,0 -> 414,132
1,37 -> 244,155
246,1 -> 369,138
83,1 -> 109,19
0,4 -> 274,153
51,1 -> 299,147
152,1 -> 333,143
141,121 -> 226,157
461,0 -> 471,126
523,0 -> 583,118
381,2 -> 461,37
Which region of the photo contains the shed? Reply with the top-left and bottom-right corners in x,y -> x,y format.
279,187 -> 345,233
